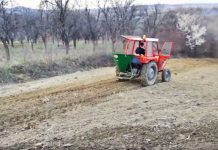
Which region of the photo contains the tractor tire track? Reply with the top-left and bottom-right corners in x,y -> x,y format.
0,79 -> 141,130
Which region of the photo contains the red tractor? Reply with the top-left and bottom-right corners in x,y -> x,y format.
113,35 -> 174,86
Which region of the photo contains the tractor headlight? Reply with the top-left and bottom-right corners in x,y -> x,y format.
114,55 -> 118,59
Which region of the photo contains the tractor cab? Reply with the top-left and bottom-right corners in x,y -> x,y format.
122,35 -> 159,57
113,35 -> 174,86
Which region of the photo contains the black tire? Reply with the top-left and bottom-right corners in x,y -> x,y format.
141,61 -> 158,86
162,69 -> 171,82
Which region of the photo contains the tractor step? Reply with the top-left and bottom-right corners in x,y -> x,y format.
117,72 -> 137,80
117,76 -> 134,80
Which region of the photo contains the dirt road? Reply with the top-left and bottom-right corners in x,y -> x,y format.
0,59 -> 218,149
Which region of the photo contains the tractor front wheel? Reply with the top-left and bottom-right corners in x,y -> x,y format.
162,69 -> 171,82
141,61 -> 158,86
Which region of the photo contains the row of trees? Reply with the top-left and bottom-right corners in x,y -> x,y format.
0,0 -> 210,61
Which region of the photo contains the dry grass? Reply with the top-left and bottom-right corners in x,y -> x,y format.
0,54 -> 114,84
167,58 -> 218,73
0,40 -> 123,84
0,40 -> 123,68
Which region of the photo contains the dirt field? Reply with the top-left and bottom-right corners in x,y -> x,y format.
0,58 -> 218,150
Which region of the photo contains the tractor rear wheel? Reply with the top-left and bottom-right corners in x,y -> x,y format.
162,69 -> 171,82
141,61 -> 158,86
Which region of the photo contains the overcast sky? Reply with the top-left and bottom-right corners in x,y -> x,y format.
13,0 -> 218,9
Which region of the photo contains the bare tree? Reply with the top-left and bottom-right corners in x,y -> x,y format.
66,8 -> 81,49
98,0 -> 135,52
0,0 -> 11,60
98,0 -> 119,52
15,11 -> 26,48
45,0 -> 71,54
159,10 -> 177,32
141,4 -> 164,37
39,0 -> 51,53
84,3 -> 101,51
23,8 -> 40,51
44,0 -> 81,54
110,0 -> 136,35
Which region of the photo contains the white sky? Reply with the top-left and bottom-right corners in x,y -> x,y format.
13,0 -> 218,9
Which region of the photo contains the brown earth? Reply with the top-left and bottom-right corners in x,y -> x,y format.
0,58 -> 218,150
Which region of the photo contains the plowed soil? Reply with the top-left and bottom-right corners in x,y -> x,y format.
0,59 -> 218,150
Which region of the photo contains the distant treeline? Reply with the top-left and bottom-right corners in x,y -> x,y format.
0,0 -> 218,61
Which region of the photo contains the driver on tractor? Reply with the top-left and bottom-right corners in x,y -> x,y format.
131,42 -> 145,75
135,42 -> 145,55
132,42 -> 145,64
